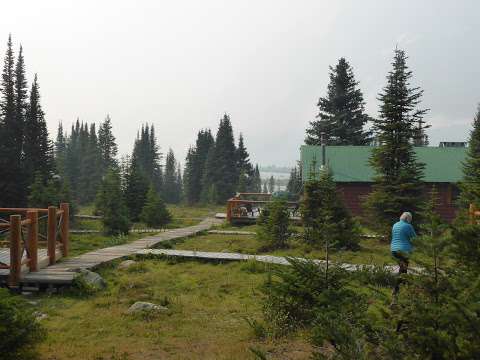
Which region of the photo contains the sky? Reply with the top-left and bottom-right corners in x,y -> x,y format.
1,0 -> 479,167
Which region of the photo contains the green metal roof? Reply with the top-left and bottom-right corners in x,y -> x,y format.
300,145 -> 467,183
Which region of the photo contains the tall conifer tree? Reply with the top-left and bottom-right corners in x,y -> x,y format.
24,74 -> 54,186
305,57 -> 372,145
98,114 -> 118,172
0,35 -> 24,205
459,104 -> 480,206
365,49 -> 427,235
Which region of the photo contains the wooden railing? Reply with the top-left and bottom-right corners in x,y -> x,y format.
469,203 -> 480,224
0,203 -> 69,286
226,193 -> 299,224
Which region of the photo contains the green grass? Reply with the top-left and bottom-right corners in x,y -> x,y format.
166,204 -> 225,228
34,259 -> 311,360
172,231 -> 395,265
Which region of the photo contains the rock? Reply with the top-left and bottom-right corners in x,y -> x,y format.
34,311 -> 48,321
118,260 -> 136,270
77,269 -> 107,290
127,301 -> 168,314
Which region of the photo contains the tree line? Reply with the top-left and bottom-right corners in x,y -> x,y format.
183,113 -> 262,205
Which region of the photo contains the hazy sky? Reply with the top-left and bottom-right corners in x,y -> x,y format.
1,1 -> 479,167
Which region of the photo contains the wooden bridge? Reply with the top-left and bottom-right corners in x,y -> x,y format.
0,204 -> 69,287
1,212 -> 222,288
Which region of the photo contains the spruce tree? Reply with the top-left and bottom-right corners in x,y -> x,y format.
212,114 -> 238,202
301,167 -> 360,250
262,180 -> 268,193
140,185 -> 172,228
98,114 -> 118,173
163,148 -> 178,203
305,57 -> 372,145
23,74 -> 54,186
252,164 -> 262,193
124,156 -> 149,221
459,104 -> 480,206
183,147 -> 197,204
236,133 -> 254,190
54,122 -> 67,177
95,169 -> 130,235
132,123 -> 162,192
14,45 -> 27,155
0,35 -> 24,206
365,48 -> 427,236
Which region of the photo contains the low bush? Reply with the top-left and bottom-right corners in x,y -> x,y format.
256,199 -> 292,250
0,288 -> 45,360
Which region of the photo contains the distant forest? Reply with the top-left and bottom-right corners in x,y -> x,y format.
0,35 -> 263,219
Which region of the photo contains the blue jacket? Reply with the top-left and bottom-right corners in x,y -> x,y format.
391,220 -> 416,253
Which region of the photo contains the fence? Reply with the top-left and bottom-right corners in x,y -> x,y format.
0,203 -> 69,286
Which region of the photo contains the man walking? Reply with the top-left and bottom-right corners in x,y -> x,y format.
391,212 -> 416,298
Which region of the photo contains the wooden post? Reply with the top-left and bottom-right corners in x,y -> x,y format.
226,200 -> 232,224
60,203 -> 69,257
26,210 -> 38,272
8,215 -> 21,287
47,206 -> 57,265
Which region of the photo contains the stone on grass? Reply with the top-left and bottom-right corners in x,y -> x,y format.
118,260 -> 136,270
77,269 -> 107,290
127,301 -> 168,314
34,311 -> 48,321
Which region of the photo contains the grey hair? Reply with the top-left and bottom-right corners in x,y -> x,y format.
400,212 -> 412,223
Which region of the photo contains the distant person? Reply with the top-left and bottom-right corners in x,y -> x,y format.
391,212 -> 416,298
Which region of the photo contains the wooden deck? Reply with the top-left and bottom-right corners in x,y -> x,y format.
0,248 -> 63,278
1,217 -> 222,286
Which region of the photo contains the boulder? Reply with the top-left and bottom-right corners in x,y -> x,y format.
127,301 -> 168,314
77,269 -> 107,290
118,260 -> 136,270
34,311 -> 48,321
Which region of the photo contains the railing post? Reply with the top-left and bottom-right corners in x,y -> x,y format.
8,215 -> 21,287
227,200 -> 232,224
60,203 -> 69,257
47,206 -> 57,265
27,210 -> 38,272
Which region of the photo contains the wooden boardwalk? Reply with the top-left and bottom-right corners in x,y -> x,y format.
137,248 -> 402,273
5,217 -> 222,286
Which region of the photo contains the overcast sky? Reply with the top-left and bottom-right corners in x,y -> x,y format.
1,0 -> 479,167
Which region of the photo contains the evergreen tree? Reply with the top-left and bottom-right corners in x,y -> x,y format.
98,114 -> 118,173
14,45 -> 27,155
252,164 -> 262,193
163,148 -> 180,203
95,169 -> 130,235
132,123 -> 162,192
0,35 -> 24,206
256,199 -> 291,250
286,163 -> 303,200
365,48 -> 427,236
124,156 -> 149,221
211,114 -> 238,202
183,129 -> 215,204
28,172 -> 57,208
140,185 -> 172,228
200,146 -> 217,203
78,123 -> 102,203
301,167 -> 360,250
175,162 -> 183,202
236,133 -> 254,190
459,104 -> 480,206
54,122 -> 67,176
268,176 -> 275,193
305,57 -> 372,145
23,74 -> 54,186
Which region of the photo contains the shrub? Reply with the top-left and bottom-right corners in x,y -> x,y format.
256,199 -> 292,250
140,185 -> 172,228
301,168 -> 360,250
0,289 -> 45,359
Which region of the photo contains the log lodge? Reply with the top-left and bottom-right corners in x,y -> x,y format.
300,144 -> 467,222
